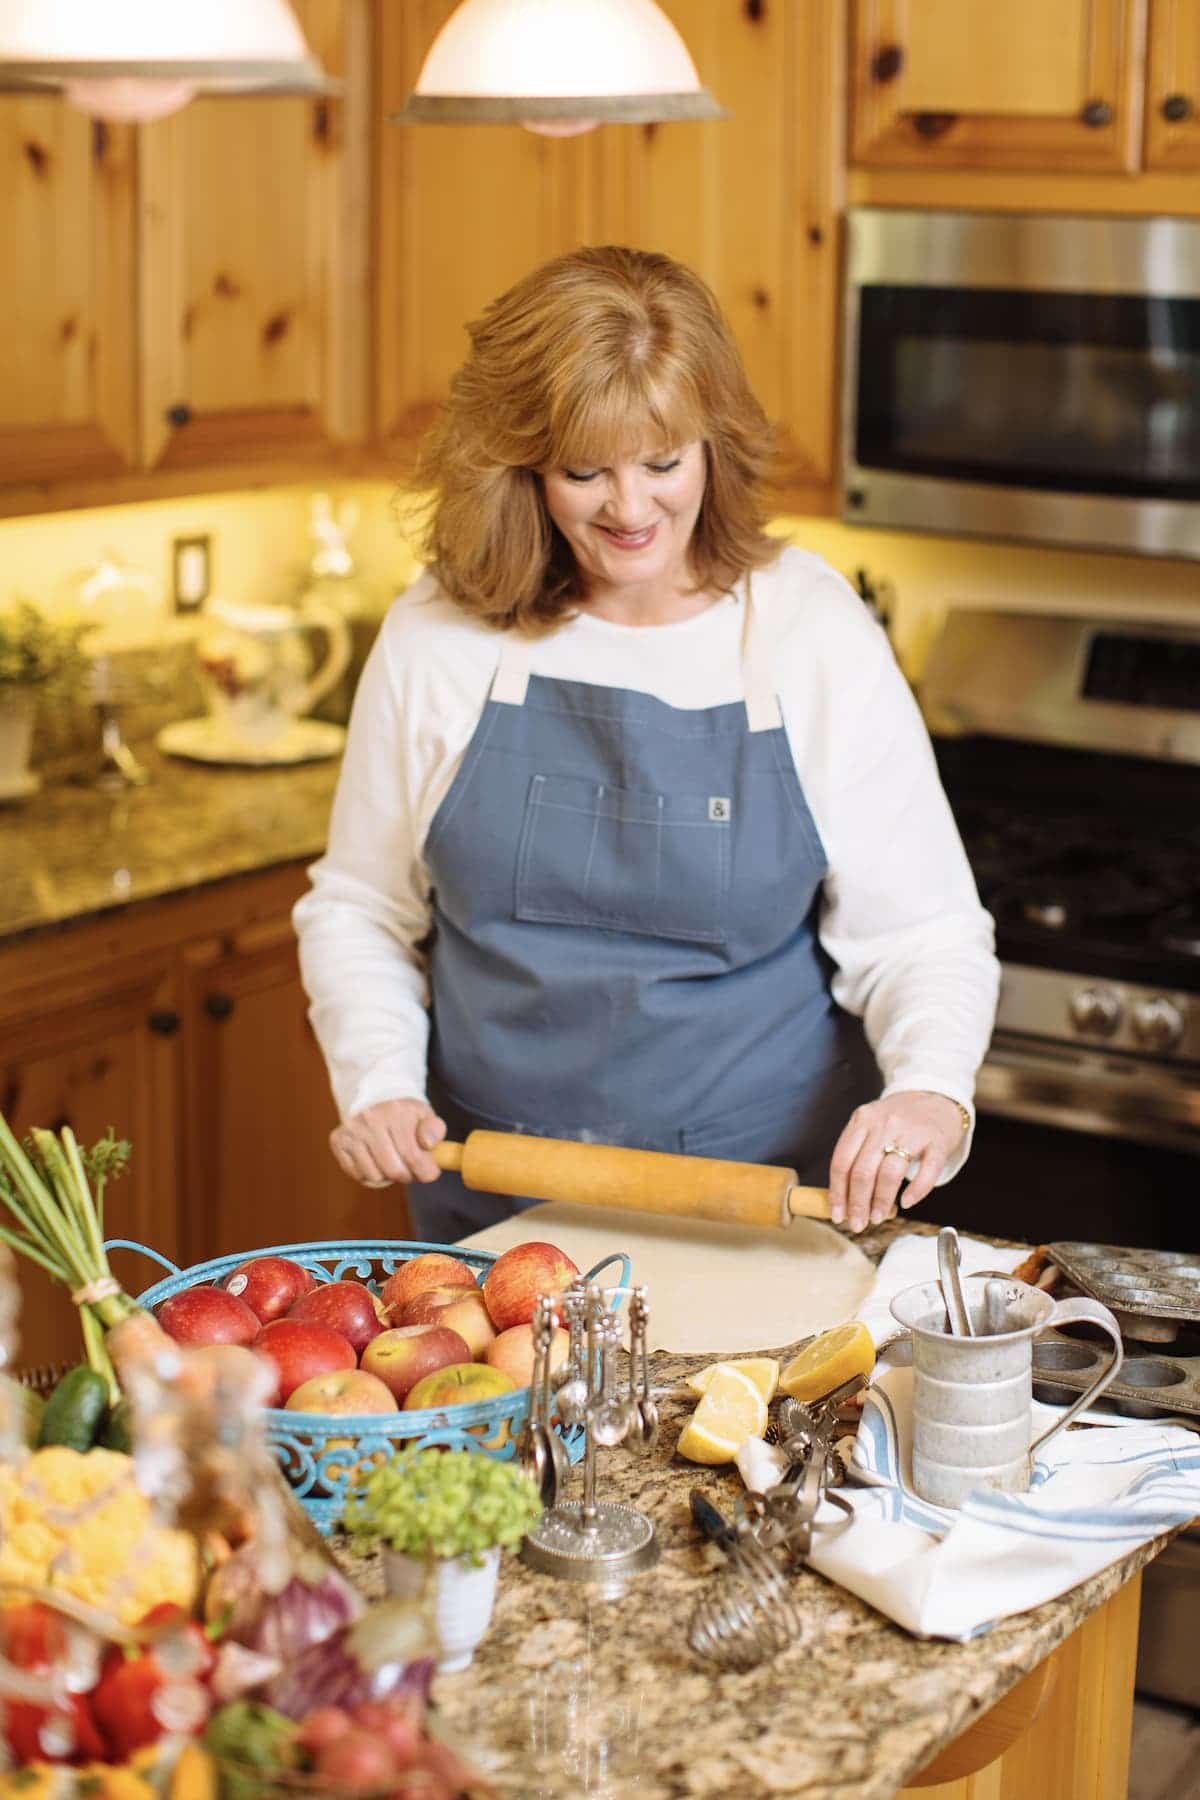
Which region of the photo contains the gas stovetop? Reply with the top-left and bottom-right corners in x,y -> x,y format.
934,736 -> 1200,997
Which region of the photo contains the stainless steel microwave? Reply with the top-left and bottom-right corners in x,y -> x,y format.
841,209 -> 1200,560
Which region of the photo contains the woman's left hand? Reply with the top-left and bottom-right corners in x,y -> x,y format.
827,1091 -> 965,1233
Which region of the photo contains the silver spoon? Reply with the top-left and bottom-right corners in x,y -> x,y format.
937,1226 -> 974,1337
589,1318 -> 635,1447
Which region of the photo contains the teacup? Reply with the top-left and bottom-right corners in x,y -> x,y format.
889,1276 -> 1124,1509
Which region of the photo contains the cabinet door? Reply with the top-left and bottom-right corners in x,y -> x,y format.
180,918 -> 409,1268
1145,0 -> 1200,168
590,1 -> 842,501
0,103 -> 136,486
375,0 -> 595,456
851,0 -> 1146,173
138,0 -> 370,474
0,963 -> 180,1372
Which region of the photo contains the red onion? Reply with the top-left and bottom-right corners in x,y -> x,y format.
260,1599 -> 435,1722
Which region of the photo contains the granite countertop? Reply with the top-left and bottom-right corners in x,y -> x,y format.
330,1232 -> 1168,1800
0,743 -> 341,943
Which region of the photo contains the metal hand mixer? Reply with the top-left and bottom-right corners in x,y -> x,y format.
687,1378 -> 862,1670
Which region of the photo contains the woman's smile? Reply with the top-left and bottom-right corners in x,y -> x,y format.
541,439 -> 707,620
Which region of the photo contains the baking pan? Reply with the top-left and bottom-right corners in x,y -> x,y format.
1048,1242 -> 1200,1341
1031,1326 -> 1200,1422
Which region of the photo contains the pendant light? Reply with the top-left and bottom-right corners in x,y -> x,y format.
393,0 -> 723,135
0,0 -> 336,124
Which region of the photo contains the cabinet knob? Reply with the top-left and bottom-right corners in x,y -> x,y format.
204,992 -> 235,1022
1162,93 -> 1194,123
147,1008 -> 181,1037
166,403 -> 192,428
870,44 -> 904,84
914,111 -> 957,139
1080,99 -> 1113,128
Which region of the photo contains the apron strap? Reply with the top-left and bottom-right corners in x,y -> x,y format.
490,632 -> 533,706
741,573 -> 784,732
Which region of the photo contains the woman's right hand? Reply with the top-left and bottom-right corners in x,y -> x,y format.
330,1099 -> 447,1188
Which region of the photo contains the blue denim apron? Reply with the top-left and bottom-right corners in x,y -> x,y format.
410,577 -> 879,1242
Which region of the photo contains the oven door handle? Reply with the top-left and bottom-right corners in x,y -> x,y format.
978,1040 -> 1200,1153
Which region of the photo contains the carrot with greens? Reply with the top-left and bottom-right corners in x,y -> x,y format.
0,1114 -> 158,1403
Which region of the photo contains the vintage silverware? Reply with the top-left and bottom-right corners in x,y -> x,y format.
938,1225 -> 975,1337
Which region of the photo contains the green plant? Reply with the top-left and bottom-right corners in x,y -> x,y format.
342,1448 -> 542,1564
0,600 -> 89,697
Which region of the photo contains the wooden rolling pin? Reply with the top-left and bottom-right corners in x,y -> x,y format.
432,1131 -> 830,1230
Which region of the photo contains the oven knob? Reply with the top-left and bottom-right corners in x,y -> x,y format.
1068,986 -> 1122,1036
1130,996 -> 1185,1052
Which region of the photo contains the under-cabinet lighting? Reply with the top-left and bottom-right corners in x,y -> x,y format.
392,0 -> 722,136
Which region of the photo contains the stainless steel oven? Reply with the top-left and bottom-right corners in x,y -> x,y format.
842,209 -> 1200,560
915,608 -> 1200,1254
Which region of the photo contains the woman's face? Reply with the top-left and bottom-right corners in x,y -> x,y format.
541,440 -> 707,600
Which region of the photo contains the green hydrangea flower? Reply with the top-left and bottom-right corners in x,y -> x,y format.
342,1448 -> 543,1563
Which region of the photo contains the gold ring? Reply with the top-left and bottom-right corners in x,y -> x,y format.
881,1142 -> 913,1160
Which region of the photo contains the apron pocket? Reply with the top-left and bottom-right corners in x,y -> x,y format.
514,772 -> 729,946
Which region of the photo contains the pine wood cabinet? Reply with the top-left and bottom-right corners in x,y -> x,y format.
0,0 -> 370,510
0,865 -> 407,1372
1145,0 -> 1200,167
0,105 -> 137,488
138,0 -> 370,475
850,0 -> 1147,173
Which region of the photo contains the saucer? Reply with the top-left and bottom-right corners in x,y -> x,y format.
156,717 -> 346,768
0,769 -> 41,803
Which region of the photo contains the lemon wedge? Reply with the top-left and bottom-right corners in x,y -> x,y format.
676,1363 -> 768,1466
685,1357 -> 780,1404
779,1321 -> 875,1404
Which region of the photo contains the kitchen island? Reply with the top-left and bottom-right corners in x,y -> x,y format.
336,1287 -> 1153,1800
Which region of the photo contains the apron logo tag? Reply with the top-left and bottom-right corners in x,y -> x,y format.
708,796 -> 731,822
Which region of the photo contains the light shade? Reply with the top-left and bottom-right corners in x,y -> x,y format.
0,0 -> 337,120
393,0 -> 723,129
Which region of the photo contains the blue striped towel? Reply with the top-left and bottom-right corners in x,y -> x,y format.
805,1363 -> 1200,1638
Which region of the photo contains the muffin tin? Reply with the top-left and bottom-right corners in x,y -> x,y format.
1048,1242 -> 1200,1341
1031,1328 -> 1200,1423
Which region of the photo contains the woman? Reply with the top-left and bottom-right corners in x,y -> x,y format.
295,246 -> 999,1240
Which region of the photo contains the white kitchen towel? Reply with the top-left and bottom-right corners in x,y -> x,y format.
804,1354 -> 1200,1637
855,1230 -> 1029,1349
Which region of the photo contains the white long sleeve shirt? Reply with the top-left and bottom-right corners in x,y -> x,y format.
294,546 -> 1000,1179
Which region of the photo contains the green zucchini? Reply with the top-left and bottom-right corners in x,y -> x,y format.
38,1365 -> 110,1452
99,1397 -> 133,1454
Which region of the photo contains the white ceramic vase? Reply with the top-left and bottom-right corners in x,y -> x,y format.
382,1544 -> 502,1673
0,690 -> 39,799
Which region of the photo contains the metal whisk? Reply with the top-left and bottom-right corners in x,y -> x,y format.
687,1382 -> 861,1670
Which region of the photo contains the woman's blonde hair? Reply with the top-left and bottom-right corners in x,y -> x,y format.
413,245 -> 780,631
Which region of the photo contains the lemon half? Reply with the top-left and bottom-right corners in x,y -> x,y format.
779,1321 -> 875,1404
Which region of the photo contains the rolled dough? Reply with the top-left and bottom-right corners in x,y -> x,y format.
462,1201 -> 875,1354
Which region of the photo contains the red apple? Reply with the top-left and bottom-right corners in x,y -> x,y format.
287,1281 -> 383,1355
360,1325 -> 471,1403
156,1284 -> 260,1348
254,1318 -> 357,1406
284,1369 -> 398,1415
485,1323 -> 570,1388
222,1255 -> 316,1323
403,1362 -> 516,1411
379,1254 -> 478,1316
481,1242 -> 580,1332
394,1287 -> 496,1358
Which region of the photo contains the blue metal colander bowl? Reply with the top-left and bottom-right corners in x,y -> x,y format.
106,1237 -> 630,1535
